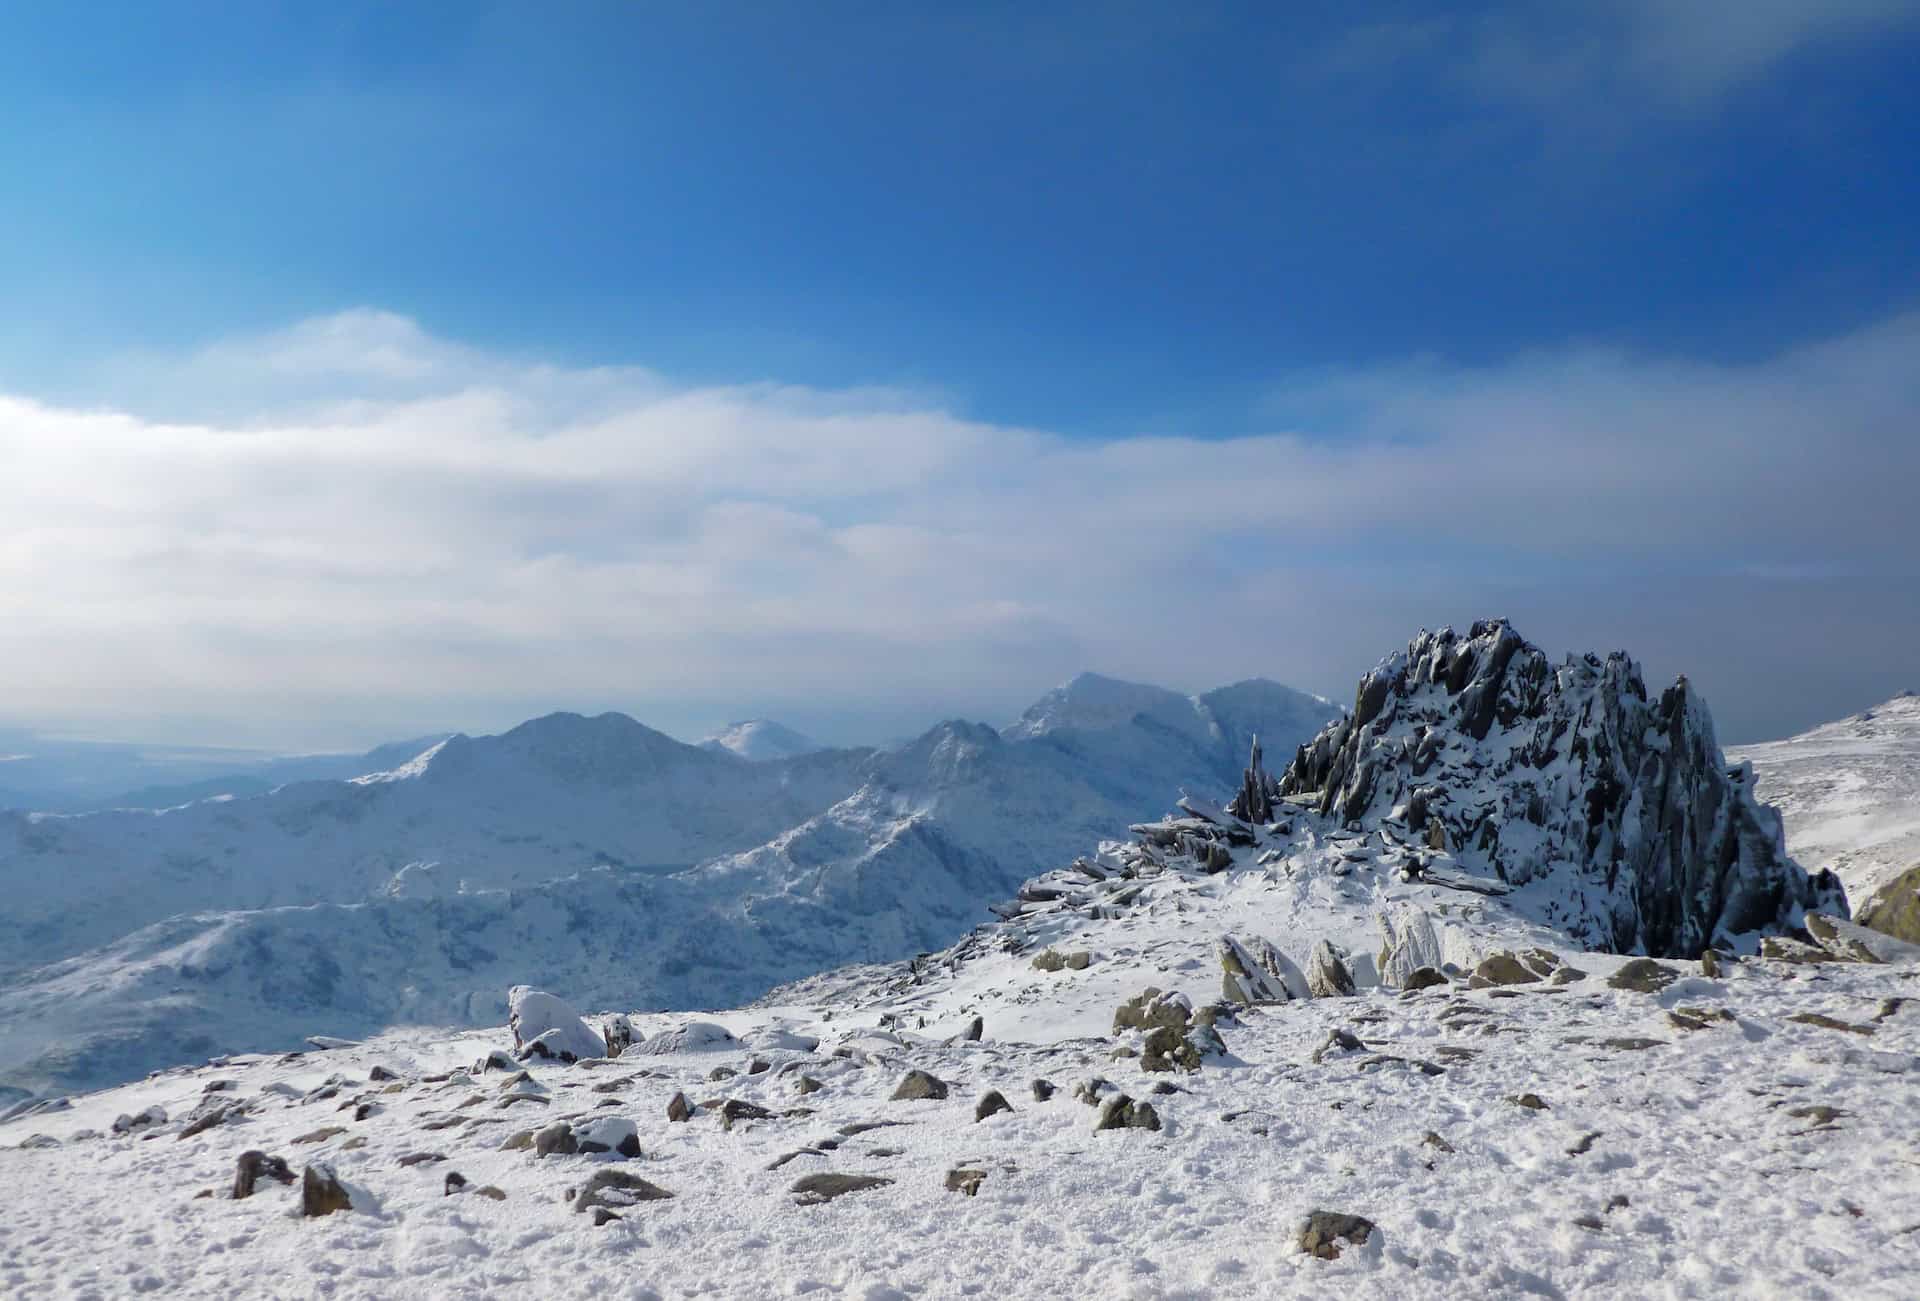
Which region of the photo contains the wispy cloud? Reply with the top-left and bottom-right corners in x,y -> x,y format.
1,308 -> 1915,745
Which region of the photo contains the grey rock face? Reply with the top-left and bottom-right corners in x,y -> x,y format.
1278,620 -> 1844,956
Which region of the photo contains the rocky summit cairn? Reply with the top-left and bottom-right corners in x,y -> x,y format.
1277,619 -> 1846,957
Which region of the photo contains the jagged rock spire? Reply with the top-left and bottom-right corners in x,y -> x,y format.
1226,733 -> 1279,824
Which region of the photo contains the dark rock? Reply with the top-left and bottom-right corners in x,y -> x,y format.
300,1163 -> 354,1217
962,1016 -> 984,1042
571,1168 -> 674,1214
397,1152 -> 446,1167
1311,1028 -> 1366,1064
1031,1079 -> 1056,1102
1601,1037 -> 1665,1052
367,1065 -> 398,1082
890,1070 -> 949,1102
592,1208 -> 621,1226
974,1090 -> 1013,1122
748,1058 -> 772,1075
1567,1131 -> 1602,1156
1507,1093 -> 1549,1110
291,1126 -> 346,1146
791,1173 -> 893,1204
1403,966 -> 1449,992
1299,1210 -> 1376,1260
444,1172 -> 467,1195
1422,1131 -> 1455,1154
1094,1095 -> 1161,1132
719,1099 -> 775,1127
667,1092 -> 692,1123
231,1151 -> 295,1200
1787,1012 -> 1874,1036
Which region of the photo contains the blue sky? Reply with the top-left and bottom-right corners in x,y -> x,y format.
0,3 -> 1916,748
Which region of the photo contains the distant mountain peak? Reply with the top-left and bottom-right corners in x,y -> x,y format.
700,719 -> 822,762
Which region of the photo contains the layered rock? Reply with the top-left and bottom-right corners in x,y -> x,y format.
1277,620 -> 1845,956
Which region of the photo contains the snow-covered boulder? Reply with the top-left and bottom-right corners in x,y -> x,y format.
506,986 -> 605,1062
1306,940 -> 1356,998
631,1021 -> 739,1056
1217,936 -> 1290,1003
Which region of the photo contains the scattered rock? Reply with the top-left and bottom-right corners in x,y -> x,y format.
1112,988 -> 1194,1035
961,1016 -> 984,1042
795,1076 -> 825,1096
1073,1078 -> 1116,1107
1567,1131 -> 1602,1156
667,1092 -> 692,1123
1312,1028 -> 1367,1064
1468,949 -> 1562,988
1032,949 -> 1093,972
299,1163 -> 355,1218
1701,949 -> 1721,978
1219,935 -> 1292,1003
1306,940 -> 1357,998
1403,966 -> 1449,992
1787,1012 -> 1874,1036
791,1173 -> 893,1205
974,1090 -> 1013,1122
1600,1037 -> 1665,1052
573,1116 -> 641,1158
534,1123 -> 579,1158
112,1105 -> 168,1135
1094,1095 -> 1160,1132
707,1066 -> 737,1082
1031,1079 -> 1057,1102
367,1065 -> 398,1082
891,1070 -> 949,1102
603,1014 -> 637,1058
946,1167 -> 987,1196
231,1151 -> 295,1200
1422,1131 -> 1455,1154
1786,1104 -> 1847,1129
1299,1210 -> 1376,1260
292,1126 -> 346,1146
500,1129 -> 536,1152
177,1097 -> 244,1140
397,1152 -> 446,1168
1507,1093 -> 1549,1110
571,1168 -> 674,1214
1607,959 -> 1680,993
507,985 -> 606,1061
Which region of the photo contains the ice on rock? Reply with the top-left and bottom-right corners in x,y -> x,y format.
632,1021 -> 740,1056
506,986 -> 605,1062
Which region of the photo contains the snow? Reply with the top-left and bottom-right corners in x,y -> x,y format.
700,720 -> 825,762
1730,692 -> 1920,907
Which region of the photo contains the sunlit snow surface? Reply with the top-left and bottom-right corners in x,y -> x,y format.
1732,693 -> 1920,907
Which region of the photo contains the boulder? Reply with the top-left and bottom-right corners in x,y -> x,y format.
506,986 -> 606,1062
1607,959 -> 1680,993
1094,1095 -> 1161,1132
1809,911 -> 1920,963
1403,966 -> 1448,992
1031,1079 -> 1057,1102
534,1123 -> 579,1158
603,1014 -> 637,1058
1306,940 -> 1356,998
1299,1210 -> 1376,1260
1218,936 -> 1291,1004
1468,950 -> 1561,988
299,1163 -> 361,1217
891,1070 -> 949,1102
112,1105 -> 167,1135
573,1116 -> 641,1158
571,1168 -> 674,1214
790,1173 -> 893,1205
666,1092 -> 692,1123
1857,865 -> 1920,947
974,1090 -> 1013,1122
632,1021 -> 741,1056
231,1151 -> 295,1200
1112,988 -> 1194,1035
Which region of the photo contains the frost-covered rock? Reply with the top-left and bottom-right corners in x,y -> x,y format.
602,1014 -> 636,1058
573,1116 -> 641,1158
1218,936 -> 1290,1004
506,987 -> 605,1062
631,1021 -> 739,1056
1375,907 -> 1465,989
1306,940 -> 1356,998
1279,620 -> 1846,956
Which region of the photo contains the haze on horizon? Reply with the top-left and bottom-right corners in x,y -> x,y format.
1,4 -> 1916,753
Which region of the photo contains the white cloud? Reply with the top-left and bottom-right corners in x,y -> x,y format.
0,308 -> 1915,746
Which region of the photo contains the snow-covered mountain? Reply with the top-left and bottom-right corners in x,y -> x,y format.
700,720 -> 824,762
0,676 -> 1338,1097
1730,690 -> 1920,910
3,635 -> 1912,1299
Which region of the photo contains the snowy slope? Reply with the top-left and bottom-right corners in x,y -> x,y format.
0,679 -> 1339,1097
1730,691 -> 1920,908
1,853 -> 1914,1296
701,720 -> 824,762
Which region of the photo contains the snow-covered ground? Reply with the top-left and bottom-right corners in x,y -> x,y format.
1,932 -> 1913,1299
1732,692 -> 1920,907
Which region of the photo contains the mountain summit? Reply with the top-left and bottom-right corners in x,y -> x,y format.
699,720 -> 823,762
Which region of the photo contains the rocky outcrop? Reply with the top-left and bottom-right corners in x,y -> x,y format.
1858,866 -> 1920,946
1218,936 -> 1290,1004
1306,941 -> 1355,998
1278,620 -> 1845,956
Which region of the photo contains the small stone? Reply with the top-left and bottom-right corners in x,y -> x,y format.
1567,1131 -> 1602,1156
708,1066 -> 737,1082
500,1129 -> 536,1152
473,1185 -> 507,1201
1605,1194 -> 1630,1213
1572,1214 -> 1603,1233
1311,1028 -> 1366,1064
795,1076 -> 824,1095
1787,1012 -> 1874,1036
1403,966 -> 1448,992
962,1016 -> 984,1042
890,1070 -> 949,1102
291,1126 -> 346,1146
1031,1079 -> 1056,1102
444,1172 -> 468,1195
368,1065 -> 398,1082
1299,1210 -> 1376,1260
1600,1037 -> 1665,1052
748,1058 -> 772,1075
719,1099 -> 774,1128
397,1152 -> 446,1167
974,1090 -> 1013,1122
1422,1131 -> 1455,1154
593,1208 -> 622,1226
667,1092 -> 692,1123
1507,1093 -> 1549,1110
1701,949 -> 1721,978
